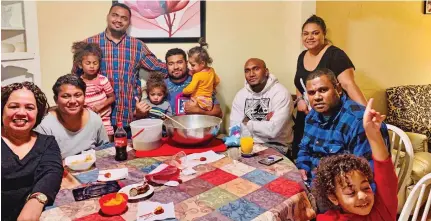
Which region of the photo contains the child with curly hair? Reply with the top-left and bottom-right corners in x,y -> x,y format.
72,42 -> 115,139
312,98 -> 398,221
143,72 -> 172,119
182,39 -> 220,111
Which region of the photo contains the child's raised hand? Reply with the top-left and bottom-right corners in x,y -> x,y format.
363,98 -> 389,160
363,98 -> 386,134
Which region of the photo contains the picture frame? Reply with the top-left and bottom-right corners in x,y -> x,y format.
113,0 -> 206,43
425,0 -> 431,14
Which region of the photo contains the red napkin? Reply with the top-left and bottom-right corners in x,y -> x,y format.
144,165 -> 181,184
135,138 -> 227,157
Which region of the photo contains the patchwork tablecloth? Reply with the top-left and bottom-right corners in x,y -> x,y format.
41,143 -> 316,221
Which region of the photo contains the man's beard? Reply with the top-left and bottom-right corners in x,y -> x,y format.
108,27 -> 126,36
168,70 -> 187,80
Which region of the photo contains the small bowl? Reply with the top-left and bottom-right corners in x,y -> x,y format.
99,193 -> 128,216
64,153 -> 96,171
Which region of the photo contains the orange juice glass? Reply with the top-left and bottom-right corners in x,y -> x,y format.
240,137 -> 254,154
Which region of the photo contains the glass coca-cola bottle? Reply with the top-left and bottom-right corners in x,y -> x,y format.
114,122 -> 128,161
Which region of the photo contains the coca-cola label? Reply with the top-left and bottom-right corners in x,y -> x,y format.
115,137 -> 127,147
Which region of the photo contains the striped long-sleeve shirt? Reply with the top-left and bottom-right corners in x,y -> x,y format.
296,94 -> 390,182
72,31 -> 167,126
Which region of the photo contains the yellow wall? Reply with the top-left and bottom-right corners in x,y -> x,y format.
317,1 -> 431,113
37,1 -> 431,120
37,1 -> 314,128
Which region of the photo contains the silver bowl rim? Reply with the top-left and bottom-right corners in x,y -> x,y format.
163,114 -> 223,130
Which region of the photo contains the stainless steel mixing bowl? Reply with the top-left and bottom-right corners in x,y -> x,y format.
164,115 -> 222,146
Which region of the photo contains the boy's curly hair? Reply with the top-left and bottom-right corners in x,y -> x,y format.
312,154 -> 373,210
71,41 -> 103,66
146,72 -> 167,97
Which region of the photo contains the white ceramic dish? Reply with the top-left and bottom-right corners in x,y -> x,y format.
118,183 -> 154,200
64,151 -> 96,171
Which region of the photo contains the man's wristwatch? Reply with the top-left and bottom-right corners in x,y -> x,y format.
27,192 -> 48,205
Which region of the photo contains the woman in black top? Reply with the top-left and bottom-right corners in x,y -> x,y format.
292,15 -> 367,158
1,82 -> 63,221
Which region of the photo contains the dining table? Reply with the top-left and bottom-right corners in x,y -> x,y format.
40,141 -> 316,221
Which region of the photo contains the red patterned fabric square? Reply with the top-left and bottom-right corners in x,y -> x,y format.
199,168 -> 238,186
265,177 -> 304,198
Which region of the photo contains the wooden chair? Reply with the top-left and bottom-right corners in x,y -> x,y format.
398,173 -> 431,221
387,124 -> 415,212
388,124 -> 414,193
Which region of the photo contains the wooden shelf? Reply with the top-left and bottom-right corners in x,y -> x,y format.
1,52 -> 34,61
1,27 -> 25,31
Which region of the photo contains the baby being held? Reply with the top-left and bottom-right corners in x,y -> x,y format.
182,38 -> 220,111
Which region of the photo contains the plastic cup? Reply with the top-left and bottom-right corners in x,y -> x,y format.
240,137 -> 254,154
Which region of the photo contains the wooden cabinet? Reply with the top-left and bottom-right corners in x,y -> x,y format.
1,0 -> 41,86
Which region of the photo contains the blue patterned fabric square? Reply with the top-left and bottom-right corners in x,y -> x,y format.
74,169 -> 99,184
241,169 -> 278,186
141,161 -> 163,174
94,142 -> 113,151
217,198 -> 266,221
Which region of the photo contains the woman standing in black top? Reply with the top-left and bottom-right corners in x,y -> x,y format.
1,82 -> 63,221
292,15 -> 367,158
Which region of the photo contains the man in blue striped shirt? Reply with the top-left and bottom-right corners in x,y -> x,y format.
296,68 -> 389,184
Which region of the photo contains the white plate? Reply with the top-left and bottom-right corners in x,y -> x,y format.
118,183 -> 154,200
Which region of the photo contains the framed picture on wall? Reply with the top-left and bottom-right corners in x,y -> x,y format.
425,0 -> 431,14
113,0 -> 206,43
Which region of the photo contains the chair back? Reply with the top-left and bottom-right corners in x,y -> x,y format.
399,173 -> 431,221
387,124 -> 414,194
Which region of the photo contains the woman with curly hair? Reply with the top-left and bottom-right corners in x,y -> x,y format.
1,82 -> 63,221
312,99 -> 397,221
